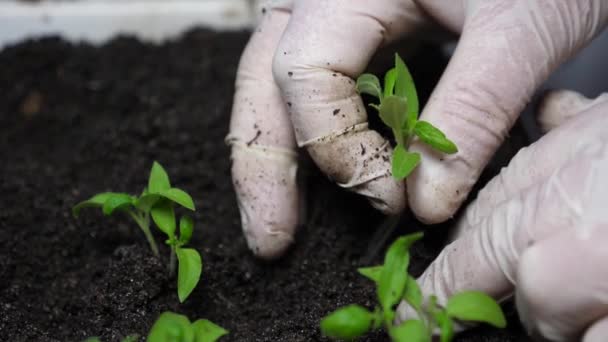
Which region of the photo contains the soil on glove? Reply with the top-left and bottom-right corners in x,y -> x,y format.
0,29 -> 528,342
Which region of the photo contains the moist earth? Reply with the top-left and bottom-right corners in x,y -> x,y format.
0,29 -> 528,341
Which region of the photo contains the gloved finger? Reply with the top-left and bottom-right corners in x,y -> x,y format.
583,316 -> 608,342
227,2 -> 299,259
457,94 -> 608,238
402,102 -> 608,314
273,0 -> 428,214
516,226 -> 608,341
538,90 -> 608,133
407,0 -> 608,224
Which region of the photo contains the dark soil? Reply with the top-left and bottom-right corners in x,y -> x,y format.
0,29 -> 528,341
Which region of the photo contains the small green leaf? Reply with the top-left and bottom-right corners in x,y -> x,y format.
378,96 -> 408,134
83,338 -> 101,342
384,67 -> 396,98
179,216 -> 194,244
377,239 -> 409,312
357,265 -> 383,283
377,232 -> 424,313
433,310 -> 454,342
320,304 -> 374,341
161,188 -> 195,211
394,54 -> 419,130
390,320 -> 430,342
135,193 -> 161,212
403,274 -> 423,311
176,248 -> 202,303
147,312 -> 194,342
151,201 -> 176,237
356,73 -> 383,101
446,291 -> 506,328
148,161 -> 171,194
101,193 -> 135,216
192,319 -> 228,342
391,145 -> 421,180
73,192 -> 116,217
414,121 -> 458,154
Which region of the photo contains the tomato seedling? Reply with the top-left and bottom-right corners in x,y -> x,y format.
356,54 -> 458,180
83,311 -> 228,342
320,232 -> 506,341
73,161 -> 202,303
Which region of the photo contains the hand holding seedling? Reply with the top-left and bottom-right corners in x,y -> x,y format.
73,162 -> 202,303
357,54 -> 457,180
228,0 -> 607,260
321,233 -> 506,341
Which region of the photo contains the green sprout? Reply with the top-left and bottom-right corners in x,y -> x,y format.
73,161 -> 202,303
83,311 -> 228,342
356,54 -> 458,180
320,232 -> 506,341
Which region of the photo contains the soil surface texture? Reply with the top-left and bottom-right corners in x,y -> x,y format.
0,29 -> 528,341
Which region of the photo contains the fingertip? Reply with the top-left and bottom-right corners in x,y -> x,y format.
364,175 -> 407,215
406,146 -> 469,224
230,145 -> 299,260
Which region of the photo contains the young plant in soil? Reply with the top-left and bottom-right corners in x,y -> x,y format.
84,311 -> 228,342
356,54 -> 458,180
73,161 -> 202,303
320,232 -> 506,341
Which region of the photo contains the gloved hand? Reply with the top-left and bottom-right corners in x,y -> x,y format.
398,91 -> 608,341
227,0 -> 608,259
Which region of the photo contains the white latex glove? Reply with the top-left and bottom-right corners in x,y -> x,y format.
397,92 -> 608,341
228,0 -> 608,259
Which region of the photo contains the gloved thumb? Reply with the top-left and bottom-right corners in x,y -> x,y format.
538,89 -> 608,133
407,0 -> 608,224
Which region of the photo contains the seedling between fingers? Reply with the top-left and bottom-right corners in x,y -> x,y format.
356,54 -> 458,180
73,161 -> 202,303
320,232 -> 506,341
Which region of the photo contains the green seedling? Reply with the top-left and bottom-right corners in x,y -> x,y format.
320,232 -> 506,341
73,161 -> 202,303
356,54 -> 458,180
83,311 -> 228,342
147,311 -> 228,342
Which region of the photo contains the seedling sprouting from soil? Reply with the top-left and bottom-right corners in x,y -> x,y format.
320,232 -> 506,341
83,311 -> 228,342
356,54 -> 458,180
73,161 -> 202,303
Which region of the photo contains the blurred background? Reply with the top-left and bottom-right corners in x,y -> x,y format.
1,0 -> 606,138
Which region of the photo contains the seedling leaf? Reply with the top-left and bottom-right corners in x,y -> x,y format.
73,192 -> 117,218
121,335 -> 140,342
192,319 -> 228,342
392,145 -> 420,180
101,193 -> 135,216
394,54 -> 419,130
176,248 -> 202,303
179,216 -> 194,244
433,310 -> 454,342
135,193 -> 161,212
149,161 -> 171,194
151,201 -> 176,237
377,236 -> 410,312
384,68 -> 396,98
402,274 -> 422,311
357,265 -> 383,283
446,291 -> 506,328
162,188 -> 195,211
356,73 -> 383,101
147,311 -> 194,342
390,320 -> 429,342
83,338 -> 101,342
320,304 -> 374,340
414,121 -> 458,154
378,96 -> 408,138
